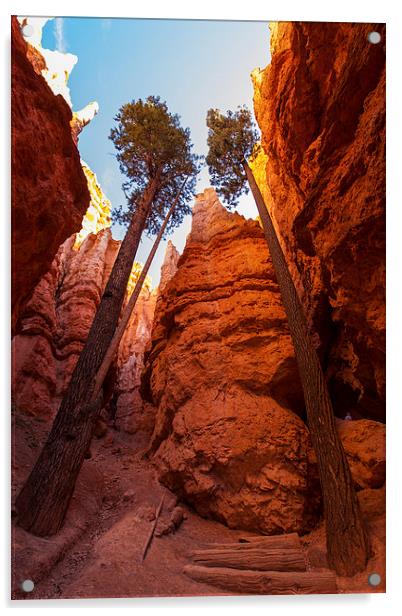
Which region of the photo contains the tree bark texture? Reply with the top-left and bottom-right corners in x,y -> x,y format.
243,161 -> 371,577
201,533 -> 302,551
92,177 -> 187,401
14,177 -> 160,536
183,565 -> 338,595
237,533 -> 301,548
190,546 -> 306,572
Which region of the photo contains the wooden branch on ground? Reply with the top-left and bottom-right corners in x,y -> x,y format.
183,565 -> 338,595
189,546 -> 306,572
141,494 -> 165,562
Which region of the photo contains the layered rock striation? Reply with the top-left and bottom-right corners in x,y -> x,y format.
12,229 -> 117,418
11,17 -> 90,333
12,216 -> 158,423
142,189 -> 320,534
251,22 -> 385,421
142,189 -> 386,534
12,149 -> 155,421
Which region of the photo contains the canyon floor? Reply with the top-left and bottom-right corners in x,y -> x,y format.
11,411 -> 385,600
12,412 -> 232,599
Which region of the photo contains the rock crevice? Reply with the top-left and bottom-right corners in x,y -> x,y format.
251,22 -> 385,421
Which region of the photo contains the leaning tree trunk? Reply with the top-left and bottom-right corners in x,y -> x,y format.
14,176 -> 160,537
243,161 -> 371,577
91,177 -> 187,402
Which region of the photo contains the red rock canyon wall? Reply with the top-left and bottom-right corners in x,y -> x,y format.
142,189 -> 385,534
12,227 -> 157,424
11,17 -> 90,333
251,22 -> 385,422
11,19 -> 386,540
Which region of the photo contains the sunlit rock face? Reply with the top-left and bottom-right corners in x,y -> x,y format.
12,230 -> 115,418
251,22 -> 385,421
113,241 -> 178,439
74,163 -> 112,248
17,16 -> 97,117
141,189 -> 322,534
71,103 -> 100,144
11,16 -> 90,333
17,16 -> 99,141
114,288 -> 157,438
158,240 -> 180,293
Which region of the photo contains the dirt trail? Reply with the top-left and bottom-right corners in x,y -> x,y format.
13,423 -> 248,599
12,414 -> 385,599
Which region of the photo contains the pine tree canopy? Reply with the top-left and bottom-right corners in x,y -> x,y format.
110,96 -> 201,234
206,106 -> 259,208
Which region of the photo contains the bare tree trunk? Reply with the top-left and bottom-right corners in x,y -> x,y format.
14,176 -> 160,537
243,161 -> 370,577
91,177 -> 187,401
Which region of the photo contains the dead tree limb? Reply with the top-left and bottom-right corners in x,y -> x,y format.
141,494 -> 165,562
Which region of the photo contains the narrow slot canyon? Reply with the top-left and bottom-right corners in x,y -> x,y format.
11,17 -> 385,599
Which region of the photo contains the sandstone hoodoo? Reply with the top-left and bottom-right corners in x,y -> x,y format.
12,230 -> 116,420
11,224 -> 156,422
142,188 -> 318,535
114,285 -> 157,437
11,17 -> 385,599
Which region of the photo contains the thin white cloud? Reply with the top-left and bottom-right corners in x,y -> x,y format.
54,17 -> 66,52
101,164 -> 117,194
101,19 -> 112,31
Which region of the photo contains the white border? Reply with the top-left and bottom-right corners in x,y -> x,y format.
2,1 -> 401,614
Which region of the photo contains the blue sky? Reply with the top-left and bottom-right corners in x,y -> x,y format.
42,17 -> 270,285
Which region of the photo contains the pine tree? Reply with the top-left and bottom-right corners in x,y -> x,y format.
15,97 -> 199,537
92,177 -> 188,401
206,106 -> 371,577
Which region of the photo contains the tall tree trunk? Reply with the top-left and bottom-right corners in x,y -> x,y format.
243,161 -> 371,577
14,176 -> 160,537
92,178 -> 187,401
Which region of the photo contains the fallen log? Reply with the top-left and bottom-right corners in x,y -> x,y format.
199,533 -> 302,551
183,565 -> 338,595
238,532 -> 301,547
190,546 -> 306,572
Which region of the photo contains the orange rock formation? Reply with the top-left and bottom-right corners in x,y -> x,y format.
142,188 -> 385,534
142,189 -> 319,534
11,20 -> 386,591
12,227 -> 155,420
74,163 -> 112,248
11,17 -> 90,333
251,22 -> 385,422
